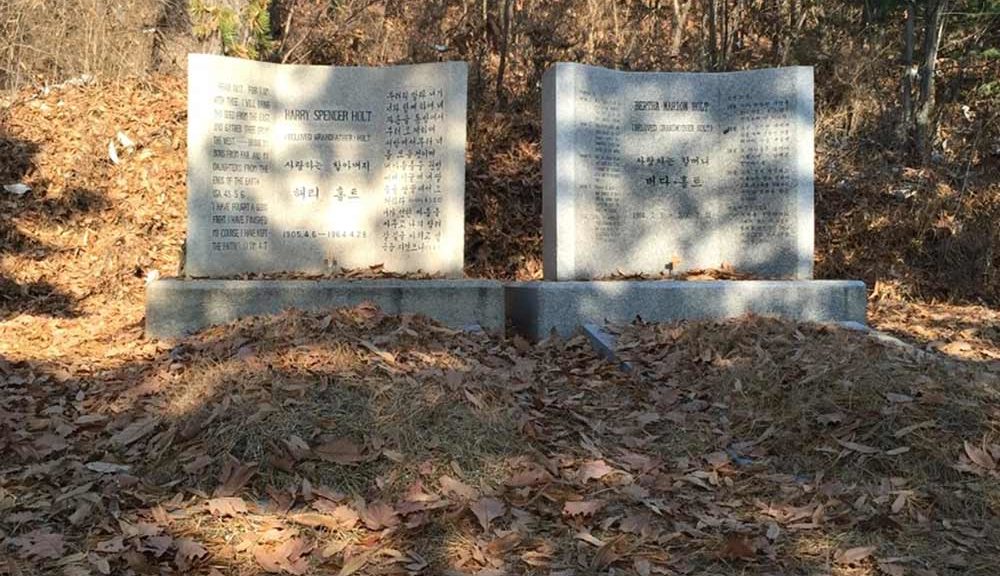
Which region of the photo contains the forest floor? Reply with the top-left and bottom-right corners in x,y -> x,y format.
2,77 -> 999,575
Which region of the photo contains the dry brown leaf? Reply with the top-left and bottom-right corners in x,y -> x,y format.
877,561 -> 906,576
506,466 -> 553,487
254,538 -> 312,575
359,501 -> 399,530
308,505 -> 360,530
183,454 -> 212,474
964,440 -> 995,470
174,538 -> 209,572
837,438 -> 880,454
289,512 -> 346,530
485,532 -> 523,555
10,529 -> 65,560
719,534 -> 755,560
578,459 -> 614,482
207,496 -> 248,516
835,545 -> 877,565
339,546 -> 379,576
110,417 -> 158,447
816,412 -> 845,425
894,420 -> 935,438
619,512 -> 652,535
563,500 -> 605,517
283,435 -> 313,461
439,474 -> 479,500
214,455 -> 257,497
95,536 -> 126,553
470,497 -> 506,532
891,493 -> 907,514
314,437 -> 365,465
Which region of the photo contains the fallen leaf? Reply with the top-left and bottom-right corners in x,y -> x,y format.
578,459 -> 614,482
10,529 -> 64,560
214,455 -> 257,497
719,534 -> 755,560
359,501 -> 399,530
964,440 -> 995,470
95,536 -> 125,553
283,435 -> 313,461
207,497 -> 248,516
314,438 -> 365,465
183,455 -> 212,474
835,545 -> 877,565
175,538 -> 209,571
893,420 -> 935,438
563,500 -> 605,517
254,538 -> 312,575
486,532 -> 523,555
110,417 -> 158,447
338,546 -> 379,576
704,451 -> 730,468
837,438 -> 880,454
891,493 -> 907,514
817,412 -> 845,425
506,466 -> 553,487
289,511 -> 352,530
619,512 -> 652,535
439,475 -> 478,500
84,461 -> 131,474
470,497 -> 506,532
877,561 -> 905,576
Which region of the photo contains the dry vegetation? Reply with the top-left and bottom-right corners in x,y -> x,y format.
1,0 -> 1000,574
2,306 -> 1000,575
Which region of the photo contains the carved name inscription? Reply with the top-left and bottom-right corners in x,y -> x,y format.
543,63 -> 813,280
186,55 -> 467,277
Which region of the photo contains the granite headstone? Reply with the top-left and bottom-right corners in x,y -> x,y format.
186,54 -> 467,277
542,63 -> 814,280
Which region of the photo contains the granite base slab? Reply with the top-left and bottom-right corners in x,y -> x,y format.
506,280 -> 867,340
146,279 -> 505,339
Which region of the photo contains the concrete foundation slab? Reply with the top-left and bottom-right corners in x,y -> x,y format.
507,280 -> 866,340
146,279 -> 505,339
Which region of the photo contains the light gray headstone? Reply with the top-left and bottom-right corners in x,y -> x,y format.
542,63 -> 814,280
186,54 -> 467,277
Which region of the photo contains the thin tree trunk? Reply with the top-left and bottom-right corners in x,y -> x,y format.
915,0 -> 948,162
707,0 -> 718,69
900,0 -> 915,145
495,0 -> 514,110
670,0 -> 693,56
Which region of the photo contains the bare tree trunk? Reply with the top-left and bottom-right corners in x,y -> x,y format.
706,0 -> 718,69
899,0 -> 916,145
670,0 -> 693,55
915,0 -> 948,163
494,0 -> 513,109
720,0 -> 729,69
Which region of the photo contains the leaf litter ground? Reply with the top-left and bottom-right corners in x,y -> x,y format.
2,75 -> 1000,576
2,306 -> 999,575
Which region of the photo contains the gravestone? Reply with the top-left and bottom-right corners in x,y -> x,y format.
507,63 -> 864,340
542,63 -> 814,280
147,55 -> 506,338
186,54 -> 467,277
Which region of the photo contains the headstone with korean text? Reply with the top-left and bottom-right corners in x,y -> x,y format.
542,63 -> 814,280
185,54 -> 467,277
